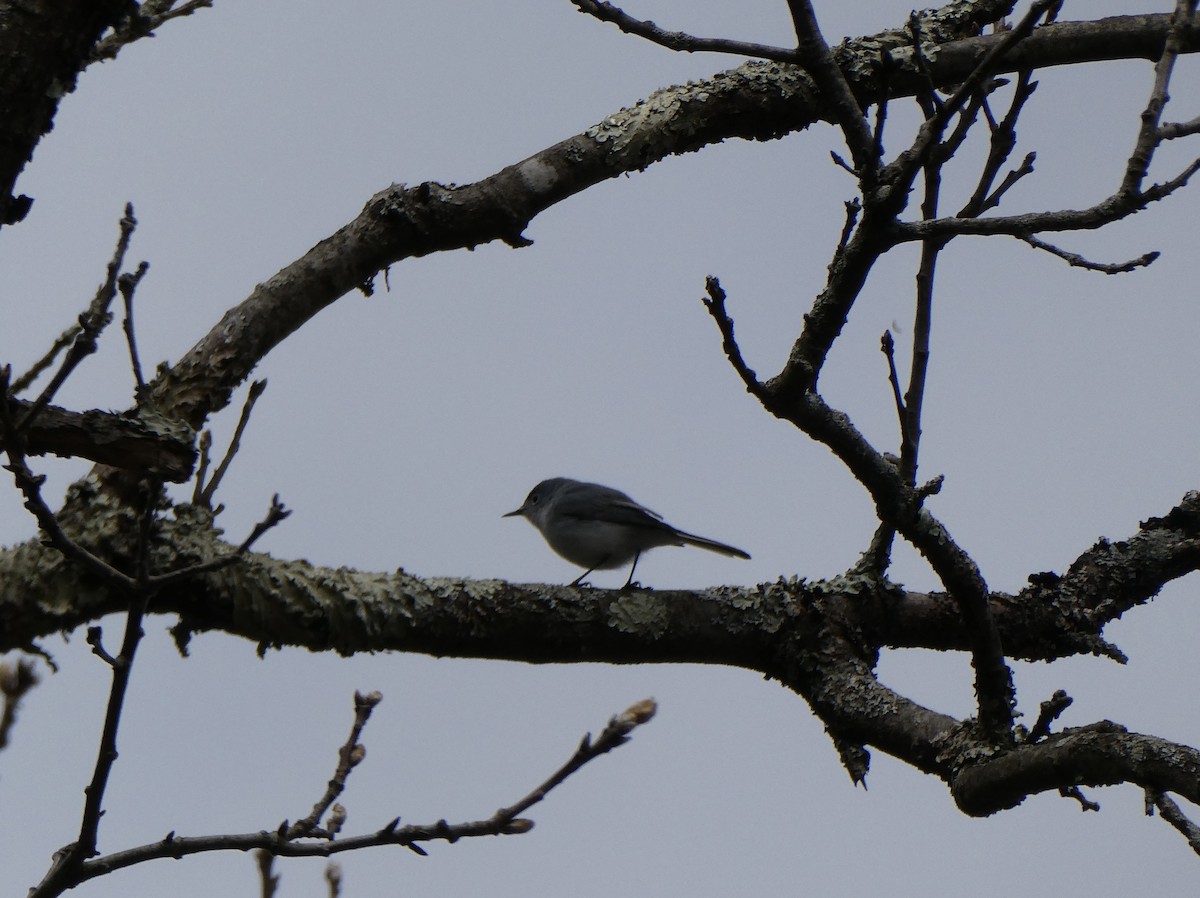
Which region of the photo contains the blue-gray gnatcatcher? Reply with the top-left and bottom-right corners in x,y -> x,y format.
504,477 -> 750,587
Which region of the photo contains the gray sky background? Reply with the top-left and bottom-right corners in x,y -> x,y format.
2,1 -> 1199,895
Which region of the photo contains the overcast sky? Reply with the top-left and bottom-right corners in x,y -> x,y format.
3,1 -> 1199,895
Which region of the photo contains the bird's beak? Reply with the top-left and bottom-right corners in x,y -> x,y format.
502,507 -> 525,518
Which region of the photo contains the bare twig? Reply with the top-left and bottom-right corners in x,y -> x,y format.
1160,113 -> 1200,140
787,0 -> 876,179
1147,790 -> 1200,857
85,627 -> 118,668
197,380 -> 267,508
1059,785 -> 1100,812
490,698 -> 657,826
119,263 -> 151,390
570,0 -> 797,62
959,69 -> 1038,216
880,331 -> 905,432
980,151 -> 1035,211
701,278 -> 769,401
904,0 -> 1200,244
35,699 -> 656,893
147,493 -> 290,589
233,493 -> 291,554
835,198 -> 861,255
33,585 -> 158,897
255,850 -> 279,898
1119,0 -> 1199,197
1027,689 -> 1072,743
880,1 -> 1058,208
902,154 -> 942,486
1017,234 -> 1160,273
18,204 -> 140,433
288,691 -> 382,840
10,325 -> 81,395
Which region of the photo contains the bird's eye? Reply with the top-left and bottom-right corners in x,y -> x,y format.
529,492 -> 540,505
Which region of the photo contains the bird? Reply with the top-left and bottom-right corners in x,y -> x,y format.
504,477 -> 750,588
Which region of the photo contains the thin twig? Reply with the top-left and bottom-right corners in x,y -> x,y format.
1119,0 -> 1199,197
836,198 -> 861,255
35,576 -> 157,896
981,151 -> 1036,211
255,850 -> 279,898
18,204 -> 139,433
86,627 -> 118,668
1027,689 -> 1072,743
570,0 -> 798,62
1059,785 -> 1100,812
47,700 -> 656,891
880,331 -> 905,429
197,380 -> 267,508
701,278 -> 769,401
10,325 -> 81,396
960,70 -> 1038,216
490,698 -> 658,825
1160,113 -> 1200,140
147,493 -> 290,589
288,691 -> 382,840
879,1 -> 1058,205
902,156 -> 942,486
1147,790 -> 1200,857
120,263 -> 151,390
1017,234 -> 1160,273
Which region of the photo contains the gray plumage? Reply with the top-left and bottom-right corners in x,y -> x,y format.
504,477 -> 750,587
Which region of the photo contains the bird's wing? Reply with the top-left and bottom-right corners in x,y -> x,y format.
558,484 -> 668,528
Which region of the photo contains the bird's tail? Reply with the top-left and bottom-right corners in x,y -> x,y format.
677,531 -> 751,560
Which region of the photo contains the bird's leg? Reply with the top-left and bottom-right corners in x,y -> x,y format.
569,567 -> 595,587
621,552 -> 642,590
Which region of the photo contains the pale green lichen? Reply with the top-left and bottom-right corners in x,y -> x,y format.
585,61 -> 816,160
608,593 -> 671,639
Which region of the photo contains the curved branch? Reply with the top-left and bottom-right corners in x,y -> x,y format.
143,13 -> 1200,429
952,724 -> 1200,816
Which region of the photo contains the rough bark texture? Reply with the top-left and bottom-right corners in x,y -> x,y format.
0,0 -> 128,224
2,0 -> 1200,857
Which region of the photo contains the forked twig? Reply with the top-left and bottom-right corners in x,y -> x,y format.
18,204 -> 141,433
32,699 -> 657,895
287,691 -> 382,840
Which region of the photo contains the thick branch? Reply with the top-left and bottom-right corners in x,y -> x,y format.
144,13 -> 1200,429
952,724 -> 1200,816
0,400 -> 195,481
0,0 -> 129,224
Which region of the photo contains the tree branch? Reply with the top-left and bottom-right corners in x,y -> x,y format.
140,14 -> 1200,431
0,400 -> 195,481
570,0 -> 798,62
952,724 -> 1200,817
42,700 -> 656,893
